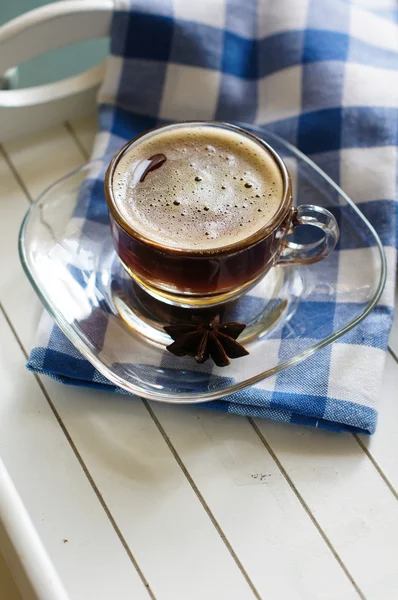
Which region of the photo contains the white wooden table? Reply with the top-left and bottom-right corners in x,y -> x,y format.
0,116 -> 397,600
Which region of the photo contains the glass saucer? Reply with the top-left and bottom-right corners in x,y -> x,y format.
19,128 -> 386,403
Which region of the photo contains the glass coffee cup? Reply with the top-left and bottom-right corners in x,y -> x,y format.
105,122 -> 339,308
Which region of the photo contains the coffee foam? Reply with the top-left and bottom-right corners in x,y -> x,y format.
112,124 -> 284,250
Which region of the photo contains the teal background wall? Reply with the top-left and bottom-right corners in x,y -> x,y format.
1,0 -> 109,87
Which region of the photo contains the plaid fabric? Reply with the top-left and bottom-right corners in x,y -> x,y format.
27,0 -> 398,434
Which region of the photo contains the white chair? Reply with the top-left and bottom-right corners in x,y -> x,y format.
0,0 -> 113,142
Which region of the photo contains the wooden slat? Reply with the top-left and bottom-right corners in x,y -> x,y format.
254,393 -> 398,600
0,126 -> 86,349
357,352 -> 398,493
0,147 -> 42,348
3,124 -> 85,199
148,403 -> 360,599
0,309 -> 151,600
355,283 -> 398,499
68,114 -> 98,158
41,381 -> 259,600
2,126 -> 257,600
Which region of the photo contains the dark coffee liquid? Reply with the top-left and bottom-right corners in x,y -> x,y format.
111,212 -> 291,296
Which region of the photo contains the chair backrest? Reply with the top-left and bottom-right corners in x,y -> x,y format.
0,0 -> 113,142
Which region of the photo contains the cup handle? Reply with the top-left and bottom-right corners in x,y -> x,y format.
277,205 -> 339,265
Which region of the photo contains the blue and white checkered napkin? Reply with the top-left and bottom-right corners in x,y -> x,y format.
28,0 -> 398,433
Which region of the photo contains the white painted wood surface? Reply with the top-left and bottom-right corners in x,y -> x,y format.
0,116 -> 397,600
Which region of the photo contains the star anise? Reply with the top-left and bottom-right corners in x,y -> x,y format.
164,315 -> 249,367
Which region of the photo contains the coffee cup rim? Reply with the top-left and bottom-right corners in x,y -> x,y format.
104,121 -> 292,257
